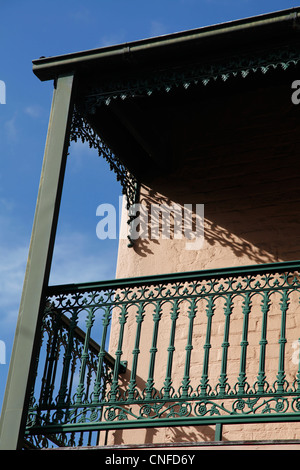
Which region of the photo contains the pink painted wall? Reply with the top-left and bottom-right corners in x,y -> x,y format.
102,80 -> 300,446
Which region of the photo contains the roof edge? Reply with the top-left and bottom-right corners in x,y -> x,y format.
33,7 -> 300,81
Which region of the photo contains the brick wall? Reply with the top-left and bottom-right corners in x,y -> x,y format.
105,73 -> 300,445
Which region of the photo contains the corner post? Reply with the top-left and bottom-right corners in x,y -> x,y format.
0,74 -> 75,450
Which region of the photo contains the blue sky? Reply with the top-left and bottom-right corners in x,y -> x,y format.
0,0 -> 298,418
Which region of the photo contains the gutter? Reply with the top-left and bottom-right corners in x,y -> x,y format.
32,7 -> 300,82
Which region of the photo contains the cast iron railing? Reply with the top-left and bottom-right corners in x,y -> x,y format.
24,261 -> 300,448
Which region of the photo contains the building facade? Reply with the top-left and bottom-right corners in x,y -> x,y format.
1,8 -> 300,450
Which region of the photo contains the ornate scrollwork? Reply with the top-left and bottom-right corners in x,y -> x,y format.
46,270 -> 300,310
26,262 -> 300,447
80,45 -> 300,109
69,106 -> 140,246
69,106 -> 139,209
67,45 -> 300,250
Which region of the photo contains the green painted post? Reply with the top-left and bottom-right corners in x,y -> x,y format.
0,74 -> 75,450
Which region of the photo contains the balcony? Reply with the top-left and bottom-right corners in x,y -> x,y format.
2,9 -> 300,450
24,260 -> 300,449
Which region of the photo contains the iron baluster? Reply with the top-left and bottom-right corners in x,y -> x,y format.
128,303 -> 145,400
57,309 -> 79,409
41,316 -> 64,420
68,334 -> 81,404
218,294 -> 233,396
295,338 -> 300,393
38,316 -> 57,407
256,291 -> 271,393
75,307 -> 96,404
42,311 -> 64,407
163,300 -> 179,399
237,293 -> 251,394
276,291 -> 289,393
199,297 -> 215,396
145,302 -> 162,399
45,333 -> 61,410
110,305 -> 128,401
92,306 -> 112,404
180,299 -> 197,398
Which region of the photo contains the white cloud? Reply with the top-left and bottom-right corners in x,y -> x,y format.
97,32 -> 126,48
0,200 -> 28,329
0,245 -> 27,327
150,20 -> 168,37
4,115 -> 18,142
68,140 -> 91,172
0,197 -> 14,213
49,230 -> 117,286
69,7 -> 92,24
0,196 -> 118,342
24,105 -> 43,118
203,0 -> 250,4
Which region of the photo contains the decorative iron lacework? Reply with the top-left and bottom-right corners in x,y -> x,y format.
70,45 -> 300,217
68,44 -> 300,248
69,107 -> 140,246
25,262 -> 300,446
69,107 -> 139,209
81,45 -> 300,110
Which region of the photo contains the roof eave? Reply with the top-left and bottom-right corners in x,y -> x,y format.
32,7 -> 300,82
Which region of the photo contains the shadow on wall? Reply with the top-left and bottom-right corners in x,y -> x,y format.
127,81 -> 300,266
109,424 -> 218,446
129,186 -> 284,265
103,366 -> 227,445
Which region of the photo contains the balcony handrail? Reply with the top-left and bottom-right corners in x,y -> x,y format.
24,259 -> 300,448
46,259 -> 300,294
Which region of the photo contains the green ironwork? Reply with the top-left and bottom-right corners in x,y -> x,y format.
69,108 -> 139,210
69,107 -> 140,247
68,44 -> 300,244
80,45 -> 300,109
237,294 -> 251,395
24,261 -> 300,448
